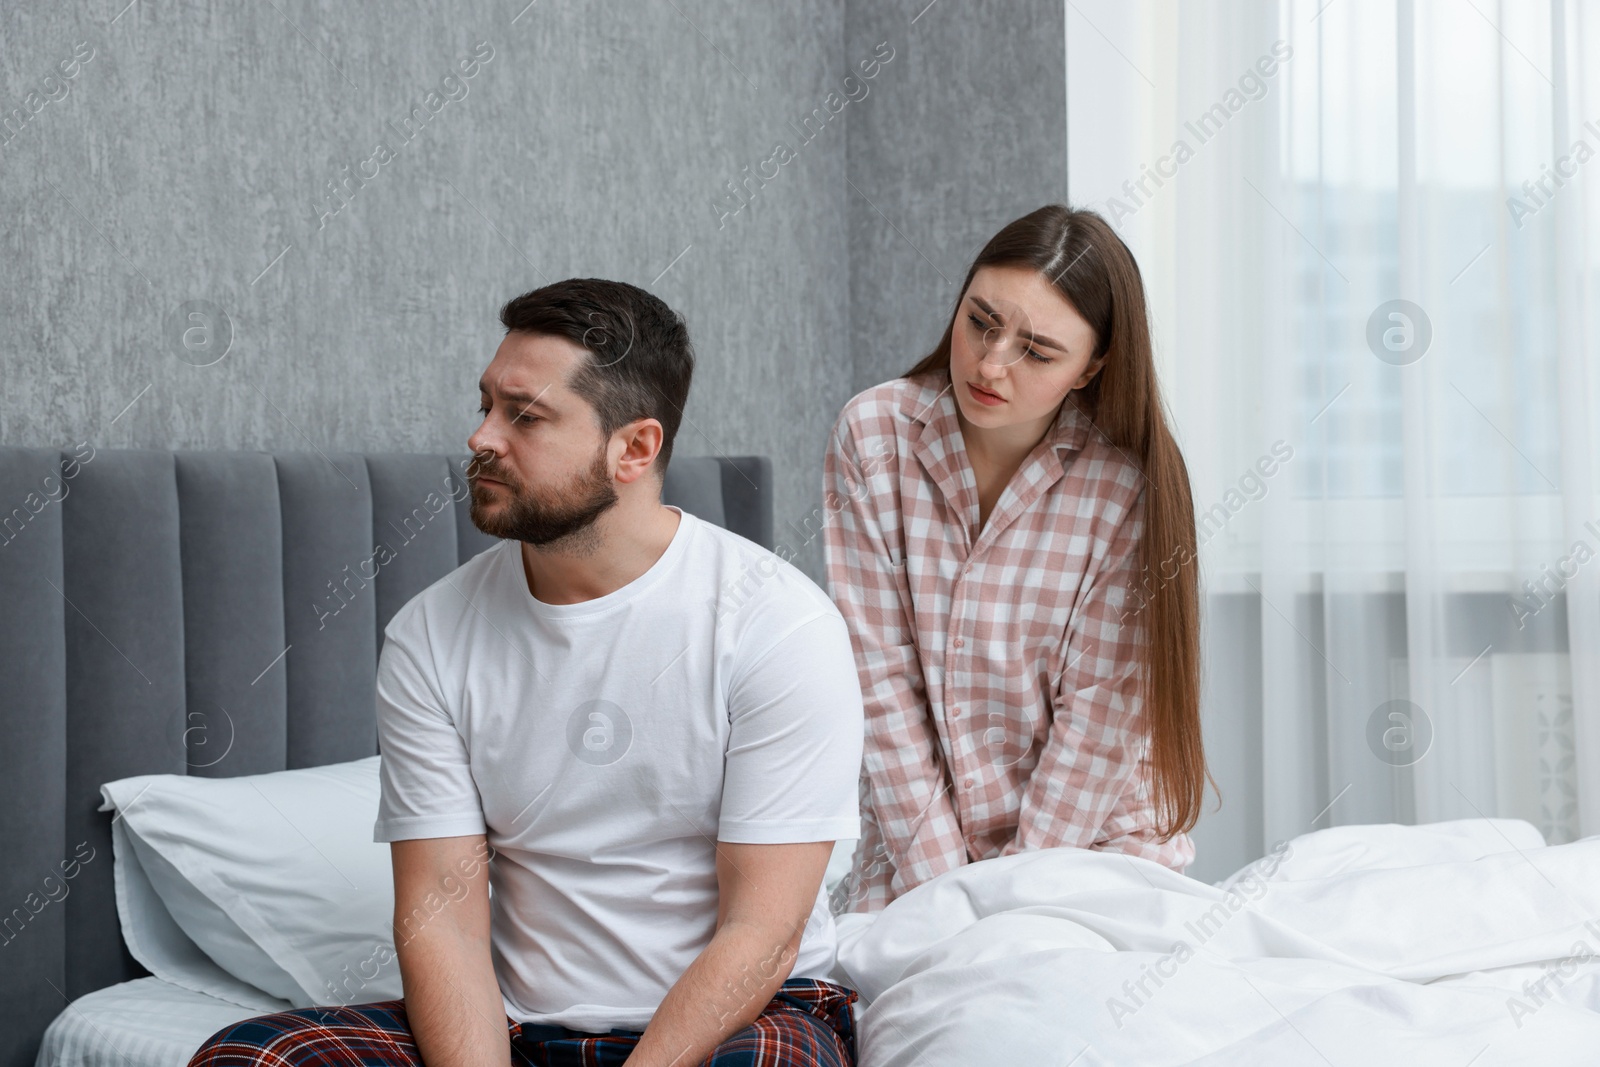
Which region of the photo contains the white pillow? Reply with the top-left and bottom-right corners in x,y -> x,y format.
99,756 -> 403,1009
105,809 -> 294,1013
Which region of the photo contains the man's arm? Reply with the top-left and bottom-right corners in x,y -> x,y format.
390,834 -> 508,1067
622,839 -> 834,1067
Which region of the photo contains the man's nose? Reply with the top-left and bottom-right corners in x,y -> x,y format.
466,425 -> 502,467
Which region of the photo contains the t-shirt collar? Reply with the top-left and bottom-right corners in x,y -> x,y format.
512,505 -> 693,620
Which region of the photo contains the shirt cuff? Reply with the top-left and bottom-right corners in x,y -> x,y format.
716,815 -> 862,844
373,811 -> 488,842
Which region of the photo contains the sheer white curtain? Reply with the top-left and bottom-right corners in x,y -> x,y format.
1068,0 -> 1600,880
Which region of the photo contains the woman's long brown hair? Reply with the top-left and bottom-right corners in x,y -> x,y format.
902,204 -> 1214,840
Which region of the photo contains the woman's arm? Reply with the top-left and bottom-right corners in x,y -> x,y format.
1000,483 -> 1188,868
822,418 -> 968,904
1094,764 -> 1197,870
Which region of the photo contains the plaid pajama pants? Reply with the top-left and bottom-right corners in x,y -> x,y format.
186,977 -> 857,1067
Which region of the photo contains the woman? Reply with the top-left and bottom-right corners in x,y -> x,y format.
823,204 -> 1212,914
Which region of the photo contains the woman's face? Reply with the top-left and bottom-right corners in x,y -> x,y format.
948,264 -> 1103,433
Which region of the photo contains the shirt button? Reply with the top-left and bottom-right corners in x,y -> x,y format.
953,637 -> 964,649
949,706 -> 961,717
963,777 -> 974,789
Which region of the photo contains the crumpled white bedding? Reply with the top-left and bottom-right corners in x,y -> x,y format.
831,819 -> 1600,1066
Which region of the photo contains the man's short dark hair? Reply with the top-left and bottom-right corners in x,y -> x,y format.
498,278 -> 695,475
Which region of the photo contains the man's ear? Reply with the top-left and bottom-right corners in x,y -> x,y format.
613,418 -> 665,485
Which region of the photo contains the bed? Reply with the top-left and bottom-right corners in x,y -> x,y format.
8,445 -> 1600,1067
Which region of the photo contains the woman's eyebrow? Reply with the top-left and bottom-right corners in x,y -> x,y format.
968,295 -> 1069,353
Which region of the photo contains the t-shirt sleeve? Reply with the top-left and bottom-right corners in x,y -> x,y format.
717,611 -> 865,844
372,610 -> 488,843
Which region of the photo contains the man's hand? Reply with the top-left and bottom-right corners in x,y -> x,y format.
622,839 -> 836,1067
390,834 -> 508,1067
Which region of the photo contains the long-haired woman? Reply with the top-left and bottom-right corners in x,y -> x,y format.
823,204 -> 1213,913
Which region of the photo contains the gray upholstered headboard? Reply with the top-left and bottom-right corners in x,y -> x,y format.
0,446 -> 773,1067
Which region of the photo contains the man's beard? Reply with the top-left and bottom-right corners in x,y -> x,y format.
468,444 -> 619,547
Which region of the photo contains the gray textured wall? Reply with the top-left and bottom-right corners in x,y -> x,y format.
0,0 -> 856,578
0,0 -> 1067,587
847,0 -> 1069,394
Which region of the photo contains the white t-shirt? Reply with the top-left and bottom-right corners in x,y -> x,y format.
371,505 -> 864,1032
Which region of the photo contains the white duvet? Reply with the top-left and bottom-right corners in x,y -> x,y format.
831,819 -> 1600,1066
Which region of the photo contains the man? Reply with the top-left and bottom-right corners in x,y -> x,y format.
187,279 -> 865,1067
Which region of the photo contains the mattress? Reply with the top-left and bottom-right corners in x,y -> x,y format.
36,977 -> 268,1067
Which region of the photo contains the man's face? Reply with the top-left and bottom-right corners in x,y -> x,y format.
467,332 -> 619,546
